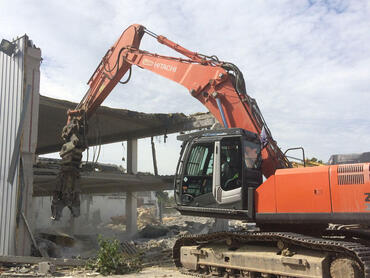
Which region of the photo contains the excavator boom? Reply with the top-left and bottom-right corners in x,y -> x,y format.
52,24 -> 289,220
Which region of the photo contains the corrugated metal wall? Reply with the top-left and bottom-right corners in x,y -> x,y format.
0,36 -> 25,256
0,35 -> 41,256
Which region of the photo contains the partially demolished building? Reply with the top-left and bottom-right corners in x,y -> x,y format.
0,35 -> 215,256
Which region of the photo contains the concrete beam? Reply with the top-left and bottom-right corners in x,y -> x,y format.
33,169 -> 173,196
36,96 -> 216,154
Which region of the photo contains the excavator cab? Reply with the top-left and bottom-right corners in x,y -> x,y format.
175,128 -> 262,220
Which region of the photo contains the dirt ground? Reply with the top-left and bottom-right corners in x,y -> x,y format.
71,267 -> 189,277
112,266 -> 188,277
0,267 -> 189,278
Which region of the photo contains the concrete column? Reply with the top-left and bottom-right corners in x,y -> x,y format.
126,139 -> 138,174
125,191 -> 137,236
125,139 -> 138,236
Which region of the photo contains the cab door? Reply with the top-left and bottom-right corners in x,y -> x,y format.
213,137 -> 243,206
179,141 -> 216,206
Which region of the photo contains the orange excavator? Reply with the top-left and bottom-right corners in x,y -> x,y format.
53,24 -> 370,277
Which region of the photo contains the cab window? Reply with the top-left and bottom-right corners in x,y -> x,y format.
243,140 -> 261,169
220,138 -> 242,191
182,143 -> 214,198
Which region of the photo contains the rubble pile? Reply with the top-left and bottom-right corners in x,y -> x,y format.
105,222 -> 126,232
1,264 -> 39,276
137,225 -> 170,238
135,239 -> 174,266
0,211 -> 254,276
129,212 -> 215,266
107,207 -> 160,232
0,261 -> 87,277
137,207 -> 160,229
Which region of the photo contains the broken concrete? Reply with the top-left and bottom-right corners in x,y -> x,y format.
0,212 -> 250,277
37,262 -> 55,275
37,95 -> 216,154
0,256 -> 85,266
33,158 -> 172,196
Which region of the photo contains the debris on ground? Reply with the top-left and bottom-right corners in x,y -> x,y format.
0,256 -> 86,277
0,212 -> 253,277
110,215 -> 126,225
136,225 -> 170,239
0,264 -> 38,277
86,236 -> 142,275
137,207 -> 160,229
105,223 -> 126,232
108,207 -> 159,231
37,262 -> 55,275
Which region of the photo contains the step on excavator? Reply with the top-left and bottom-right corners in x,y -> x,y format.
52,24 -> 370,278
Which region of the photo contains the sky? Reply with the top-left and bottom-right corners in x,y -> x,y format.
1,0 -> 369,175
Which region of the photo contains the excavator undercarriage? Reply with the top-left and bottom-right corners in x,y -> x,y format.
174,230 -> 369,278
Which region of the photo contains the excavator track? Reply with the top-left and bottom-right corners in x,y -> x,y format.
173,231 -> 370,278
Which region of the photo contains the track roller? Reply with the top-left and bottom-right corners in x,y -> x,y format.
330,257 -> 363,278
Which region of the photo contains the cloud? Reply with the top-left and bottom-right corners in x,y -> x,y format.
0,0 -> 369,172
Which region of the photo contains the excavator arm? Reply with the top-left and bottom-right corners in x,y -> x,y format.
52,24 -> 290,220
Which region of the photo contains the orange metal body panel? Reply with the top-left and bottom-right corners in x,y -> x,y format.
256,163 -> 370,216
329,163 -> 370,212
255,175 -> 276,213
256,166 -> 332,213
274,166 -> 332,213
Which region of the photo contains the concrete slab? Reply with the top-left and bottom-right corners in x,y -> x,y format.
33,167 -> 173,197
37,95 -> 215,154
